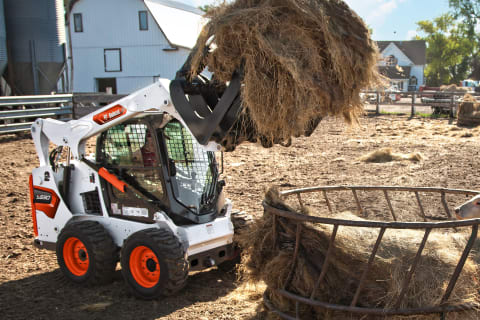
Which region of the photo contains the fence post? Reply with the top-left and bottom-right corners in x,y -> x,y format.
450,93 -> 454,118
411,92 -> 416,117
376,91 -> 380,115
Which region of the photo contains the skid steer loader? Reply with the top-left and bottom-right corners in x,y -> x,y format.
29,72 -> 249,299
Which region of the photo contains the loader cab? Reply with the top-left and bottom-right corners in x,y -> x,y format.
96,116 -> 224,225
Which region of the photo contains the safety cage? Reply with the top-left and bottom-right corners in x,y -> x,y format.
95,118 -> 220,221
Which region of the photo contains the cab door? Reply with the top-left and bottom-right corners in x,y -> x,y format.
97,121 -> 166,222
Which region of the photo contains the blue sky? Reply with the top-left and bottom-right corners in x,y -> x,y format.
177,0 -> 452,41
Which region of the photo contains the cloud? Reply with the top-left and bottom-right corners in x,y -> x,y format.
406,30 -> 417,39
344,0 -> 405,25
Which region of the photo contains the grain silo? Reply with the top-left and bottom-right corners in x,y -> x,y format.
4,0 -> 66,95
0,0 -> 7,79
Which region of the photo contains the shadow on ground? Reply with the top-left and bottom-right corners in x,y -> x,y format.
0,267 -> 241,320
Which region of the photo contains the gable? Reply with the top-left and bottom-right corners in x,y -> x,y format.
377,40 -> 426,65
381,42 -> 413,66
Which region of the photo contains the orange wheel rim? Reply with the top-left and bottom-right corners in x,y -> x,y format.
63,237 -> 89,276
129,246 -> 160,288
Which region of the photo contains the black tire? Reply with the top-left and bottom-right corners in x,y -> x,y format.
56,220 -> 117,286
120,228 -> 188,300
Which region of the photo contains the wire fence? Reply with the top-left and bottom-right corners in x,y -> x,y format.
363,90 -> 480,118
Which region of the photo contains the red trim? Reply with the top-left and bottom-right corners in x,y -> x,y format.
99,167 -> 127,192
63,237 -> 90,276
30,176 -> 61,221
129,246 -> 160,288
29,175 -> 38,237
93,104 -> 126,125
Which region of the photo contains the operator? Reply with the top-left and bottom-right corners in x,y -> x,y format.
133,131 -> 158,167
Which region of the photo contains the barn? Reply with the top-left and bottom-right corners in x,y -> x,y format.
68,0 -> 205,94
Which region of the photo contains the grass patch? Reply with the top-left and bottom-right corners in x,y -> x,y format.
380,110 -> 404,115
415,112 -> 450,118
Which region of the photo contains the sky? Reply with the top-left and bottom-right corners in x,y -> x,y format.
176,0 -> 452,41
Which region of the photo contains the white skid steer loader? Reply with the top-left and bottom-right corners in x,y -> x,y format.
29,69 -> 250,299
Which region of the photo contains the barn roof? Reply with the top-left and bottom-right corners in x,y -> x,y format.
144,0 -> 206,49
376,40 -> 426,65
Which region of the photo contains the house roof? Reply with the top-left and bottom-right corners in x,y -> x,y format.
144,0 -> 206,49
377,40 -> 426,65
379,66 -> 411,79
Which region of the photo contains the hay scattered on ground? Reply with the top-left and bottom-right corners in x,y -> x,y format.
358,147 -> 423,163
190,0 -> 381,146
239,188 -> 480,319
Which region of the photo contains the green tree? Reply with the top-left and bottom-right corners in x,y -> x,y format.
199,5 -> 213,13
448,0 -> 480,79
417,14 -> 475,86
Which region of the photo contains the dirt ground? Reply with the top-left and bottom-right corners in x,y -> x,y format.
1,110 -> 480,320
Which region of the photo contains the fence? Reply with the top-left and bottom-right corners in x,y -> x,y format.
364,90 -> 480,118
0,94 -> 73,134
1,90 -> 478,134
0,93 -> 125,134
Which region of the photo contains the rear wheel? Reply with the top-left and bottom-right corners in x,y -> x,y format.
56,220 -> 117,285
121,228 -> 188,299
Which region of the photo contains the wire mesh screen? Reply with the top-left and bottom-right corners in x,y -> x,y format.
99,123 -> 164,200
101,123 -> 148,167
164,121 -> 217,212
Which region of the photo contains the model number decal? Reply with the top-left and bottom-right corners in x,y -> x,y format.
34,189 -> 52,204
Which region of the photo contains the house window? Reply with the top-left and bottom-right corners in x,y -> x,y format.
73,13 -> 83,32
409,76 -> 418,85
104,49 -> 122,72
139,11 -> 148,31
385,55 -> 398,66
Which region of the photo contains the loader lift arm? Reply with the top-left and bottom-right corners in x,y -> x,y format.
31,79 -> 227,168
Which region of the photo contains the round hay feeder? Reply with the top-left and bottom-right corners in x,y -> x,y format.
257,186 -> 480,320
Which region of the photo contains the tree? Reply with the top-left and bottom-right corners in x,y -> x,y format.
199,5 -> 213,13
417,14 -> 475,86
448,0 -> 480,79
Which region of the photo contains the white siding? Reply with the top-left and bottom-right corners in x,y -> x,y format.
410,65 -> 425,87
70,0 -> 193,94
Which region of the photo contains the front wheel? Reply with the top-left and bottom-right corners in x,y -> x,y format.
120,228 -> 188,299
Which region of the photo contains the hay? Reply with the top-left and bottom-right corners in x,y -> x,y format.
190,0 -> 381,146
358,147 -> 423,163
239,188 -> 480,319
458,95 -> 480,126
440,84 -> 469,93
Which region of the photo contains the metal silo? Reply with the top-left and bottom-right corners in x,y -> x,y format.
4,0 -> 66,95
0,0 -> 7,79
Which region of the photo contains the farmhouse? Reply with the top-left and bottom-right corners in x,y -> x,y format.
68,0 -> 205,94
376,40 -> 426,91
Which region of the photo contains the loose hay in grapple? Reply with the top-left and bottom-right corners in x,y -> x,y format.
189,0 -> 382,148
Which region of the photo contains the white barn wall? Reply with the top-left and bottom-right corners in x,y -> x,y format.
70,0 -> 192,94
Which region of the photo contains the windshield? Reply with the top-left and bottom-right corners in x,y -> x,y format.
164,121 -> 218,214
